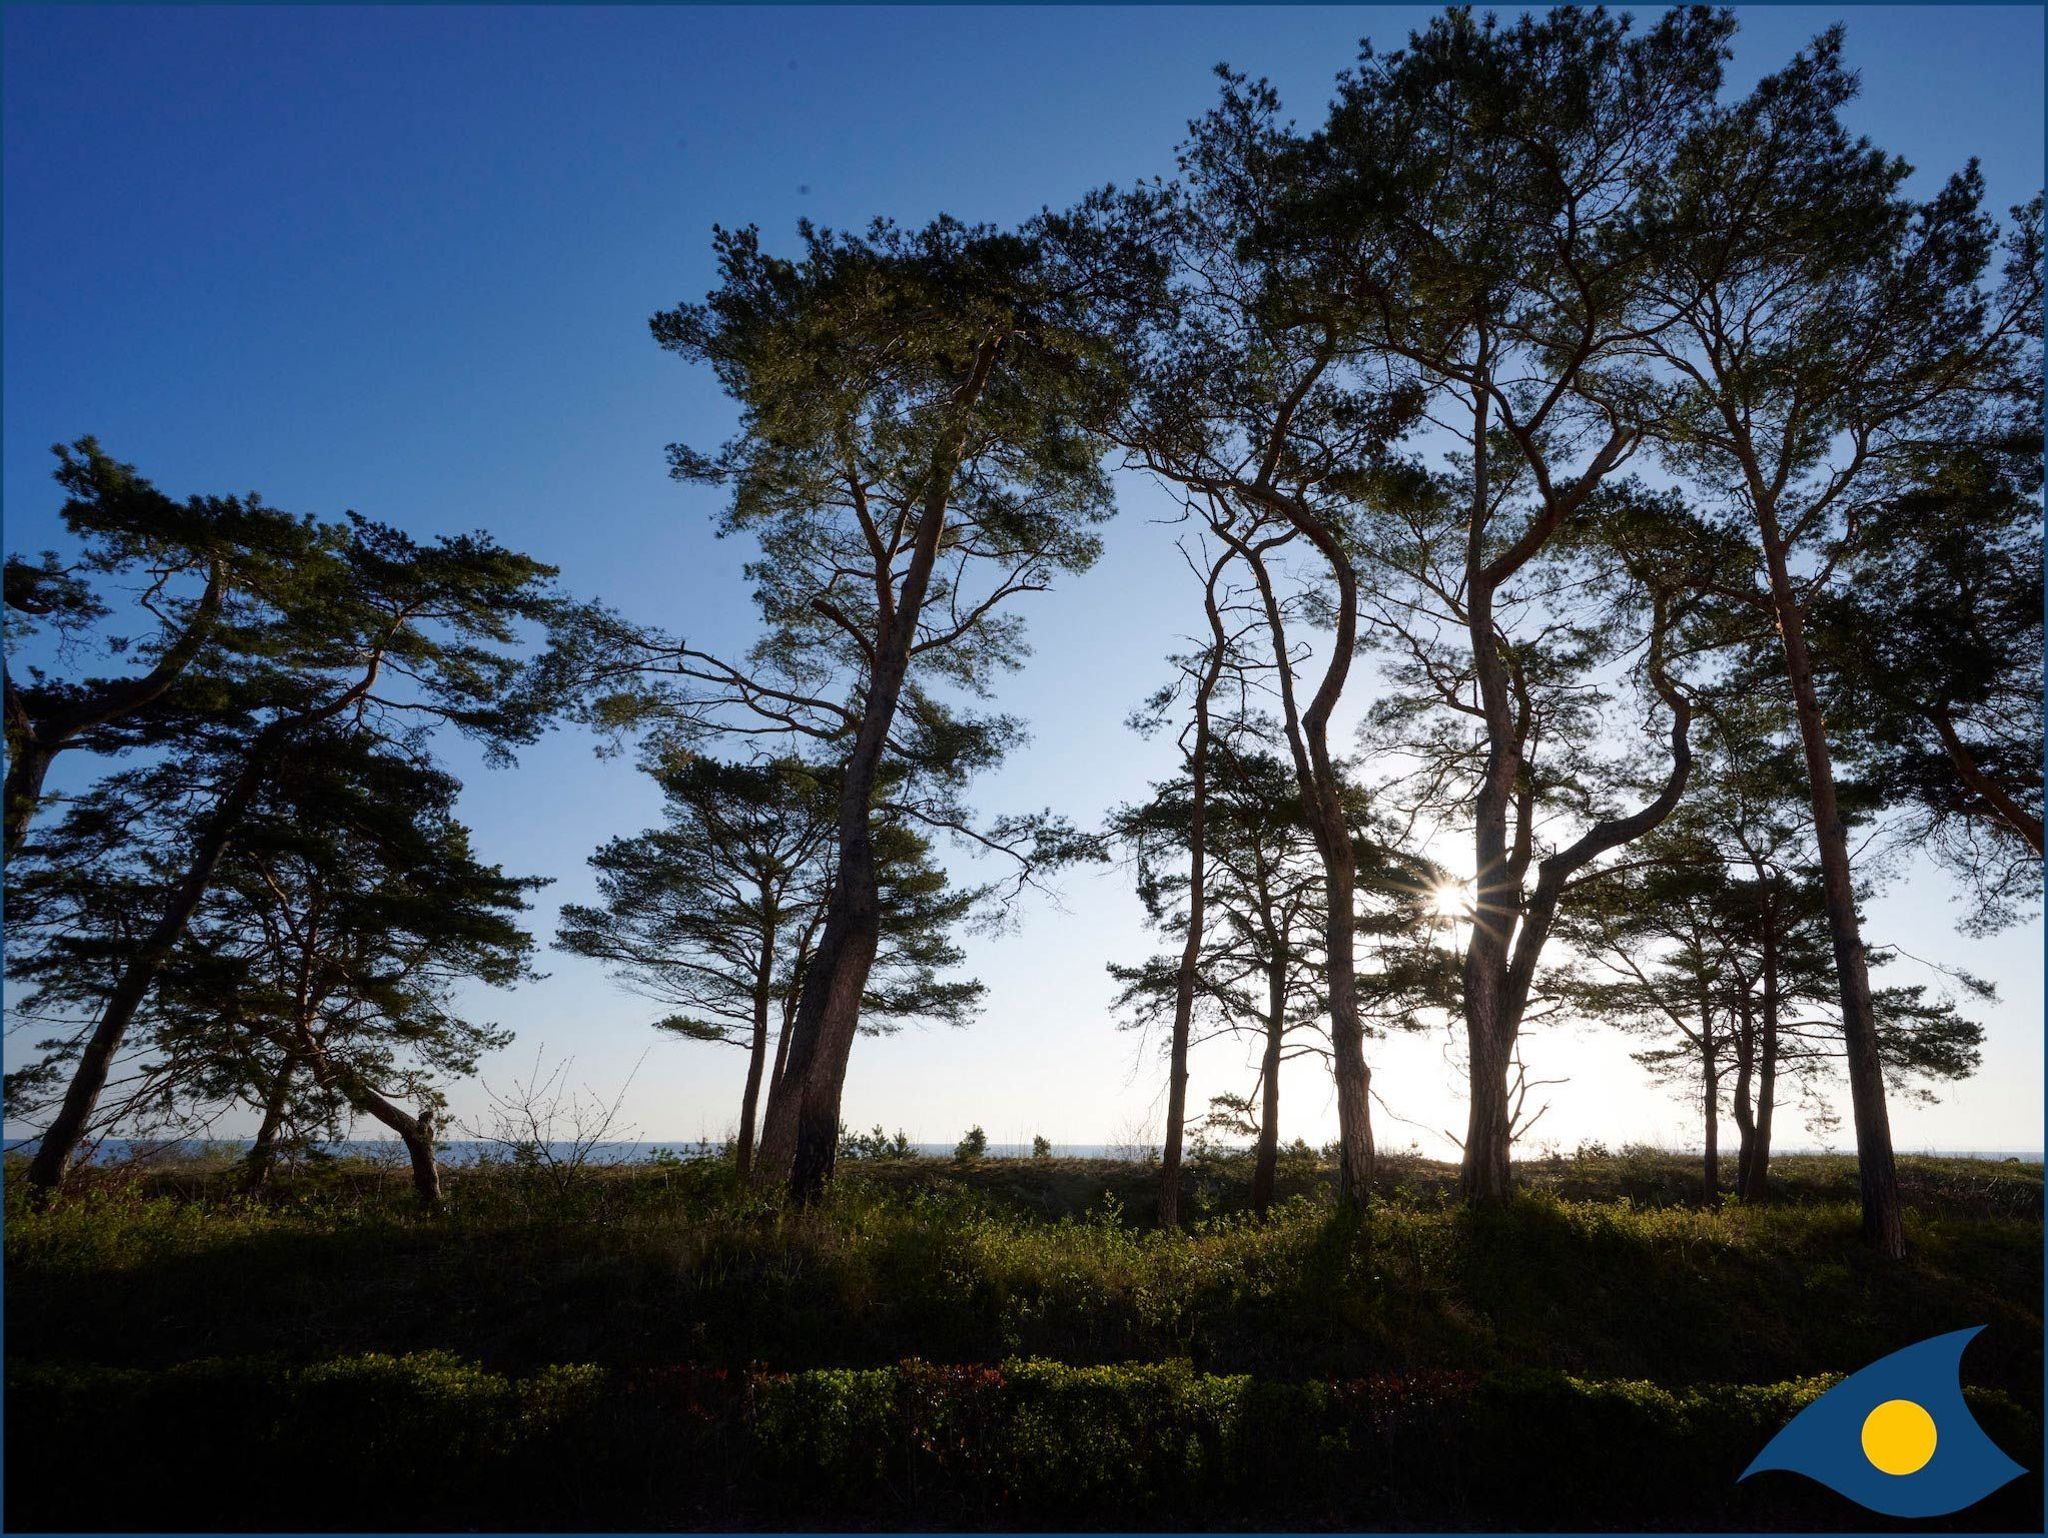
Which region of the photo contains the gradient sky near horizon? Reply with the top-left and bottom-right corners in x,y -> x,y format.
5,5 -> 2043,1156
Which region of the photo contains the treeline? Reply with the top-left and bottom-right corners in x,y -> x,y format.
5,8 -> 2040,1263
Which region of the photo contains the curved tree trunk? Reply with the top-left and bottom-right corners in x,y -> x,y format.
1464,591 -> 1693,1202
1236,522 -> 1375,1209
295,1027 -> 441,1209
1758,515 -> 1902,1258
400,1108 -> 442,1208
1451,402 -> 1644,1204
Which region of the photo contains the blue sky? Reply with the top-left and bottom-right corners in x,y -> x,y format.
5,5 -> 2042,1155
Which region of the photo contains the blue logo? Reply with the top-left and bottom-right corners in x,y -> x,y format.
1742,1326 -> 2026,1517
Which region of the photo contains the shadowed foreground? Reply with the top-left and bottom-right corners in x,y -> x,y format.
5,1150 -> 2040,1531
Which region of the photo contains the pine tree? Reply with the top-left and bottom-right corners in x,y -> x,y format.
1626,28 -> 2040,1254
15,496 -> 565,1190
2,438 -> 321,858
556,752 -> 983,1178
562,210 -> 1157,1199
9,727 -> 541,1203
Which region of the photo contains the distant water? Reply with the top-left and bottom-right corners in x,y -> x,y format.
41,1138 -> 1157,1166
23,1138 -> 2045,1167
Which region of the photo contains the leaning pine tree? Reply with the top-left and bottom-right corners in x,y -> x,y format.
17,496 -> 565,1191
10,727 -> 545,1204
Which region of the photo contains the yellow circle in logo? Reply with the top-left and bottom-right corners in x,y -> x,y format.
1861,1399 -> 1938,1476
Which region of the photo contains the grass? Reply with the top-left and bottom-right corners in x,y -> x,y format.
7,1149 -> 2039,1386
5,1149 -> 2040,1529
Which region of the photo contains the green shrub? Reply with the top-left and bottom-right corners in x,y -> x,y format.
11,1353 -> 2037,1530
840,1123 -> 914,1160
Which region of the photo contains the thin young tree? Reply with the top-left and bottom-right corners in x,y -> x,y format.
1112,738 -> 1444,1219
1188,745 -> 1332,1218
1559,825 -> 1748,1204
1102,543 -> 1240,1227
1563,820 -> 1988,1205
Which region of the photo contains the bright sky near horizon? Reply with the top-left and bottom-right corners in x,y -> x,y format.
4,5 -> 2043,1158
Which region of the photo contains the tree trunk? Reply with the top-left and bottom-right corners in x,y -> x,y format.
1237,522 -> 1374,1209
27,739 -> 274,1191
1159,559 -> 1230,1230
3,734 -> 54,864
244,1056 -> 298,1190
1701,1038 -> 1720,1206
735,1008 -> 766,1182
1250,958 -> 1285,1219
1747,914 -> 1781,1205
401,1108 -> 442,1208
1464,591 -> 1692,1203
1460,946 -> 1518,1202
296,1028 -> 441,1209
735,916 -> 777,1181
770,999 -> 795,1100
1731,999 -> 1757,1200
1457,395 -> 1526,1203
1758,515 -> 1902,1258
763,863 -> 882,1201
1322,839 -> 1375,1208
756,341 -> 1004,1204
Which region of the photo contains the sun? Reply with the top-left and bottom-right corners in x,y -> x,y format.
1431,880 -> 1471,919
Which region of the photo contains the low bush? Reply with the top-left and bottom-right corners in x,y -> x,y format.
8,1353 -> 2038,1531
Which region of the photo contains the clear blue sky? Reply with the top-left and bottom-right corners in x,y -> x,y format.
5,6 -> 2042,1154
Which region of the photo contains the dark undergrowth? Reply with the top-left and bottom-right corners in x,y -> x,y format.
8,1351 -> 2040,1531
5,1150 -> 2040,1530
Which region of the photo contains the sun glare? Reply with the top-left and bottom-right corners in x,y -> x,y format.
1431,881 -> 1471,919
